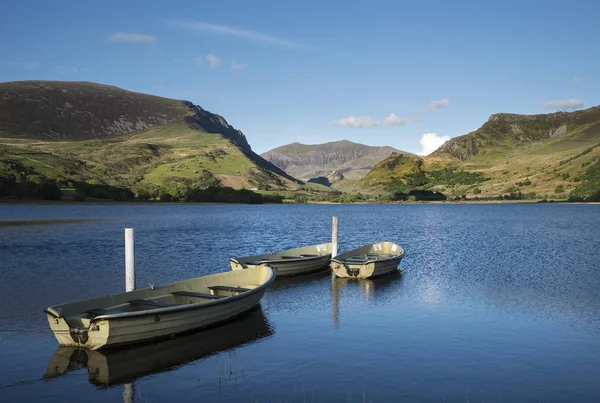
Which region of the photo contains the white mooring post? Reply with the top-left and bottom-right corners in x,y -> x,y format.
125,228 -> 136,292
332,216 -> 339,258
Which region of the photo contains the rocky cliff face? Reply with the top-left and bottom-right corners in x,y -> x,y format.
261,140 -> 404,181
0,80 -> 251,150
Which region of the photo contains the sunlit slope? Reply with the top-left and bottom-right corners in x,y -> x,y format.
359,106 -> 600,199
0,81 -> 300,191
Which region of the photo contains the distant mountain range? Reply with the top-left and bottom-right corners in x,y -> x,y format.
261,140 -> 406,188
1,79 -> 599,202
0,81 -> 298,197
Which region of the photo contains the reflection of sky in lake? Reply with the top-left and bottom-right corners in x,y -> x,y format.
0,204 -> 599,402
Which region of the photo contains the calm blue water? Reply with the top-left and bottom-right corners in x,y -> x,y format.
0,204 -> 599,402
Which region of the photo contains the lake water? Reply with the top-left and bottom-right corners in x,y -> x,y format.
0,204 -> 599,402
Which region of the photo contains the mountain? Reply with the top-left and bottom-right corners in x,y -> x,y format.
260,140 -> 405,188
360,106 -> 600,200
0,81 -> 299,198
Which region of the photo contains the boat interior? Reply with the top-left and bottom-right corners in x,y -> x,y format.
60,284 -> 258,329
338,254 -> 401,264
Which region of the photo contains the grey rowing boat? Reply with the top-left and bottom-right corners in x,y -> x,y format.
331,241 -> 404,279
230,243 -> 332,277
44,266 -> 275,350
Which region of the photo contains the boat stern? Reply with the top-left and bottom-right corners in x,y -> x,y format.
45,309 -> 108,349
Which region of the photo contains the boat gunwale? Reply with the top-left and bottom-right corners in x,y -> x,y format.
231,253 -> 331,267
331,251 -> 405,266
46,268 -> 276,324
331,241 -> 405,266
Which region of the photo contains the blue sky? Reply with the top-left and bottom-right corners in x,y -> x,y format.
1,0 -> 599,154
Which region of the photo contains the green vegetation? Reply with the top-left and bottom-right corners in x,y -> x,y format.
568,158 -> 600,201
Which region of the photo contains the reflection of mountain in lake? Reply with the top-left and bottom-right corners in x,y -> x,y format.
45,307 -> 273,387
332,270 -> 403,324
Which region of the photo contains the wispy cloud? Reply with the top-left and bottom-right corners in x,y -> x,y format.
427,98 -> 451,109
1,59 -> 38,70
542,99 -> 585,110
334,113 -> 410,128
171,20 -> 307,49
231,61 -> 247,70
419,133 -> 450,155
334,116 -> 379,128
382,113 -> 409,126
206,54 -> 222,68
571,77 -> 582,86
56,65 -> 88,74
109,33 -> 156,43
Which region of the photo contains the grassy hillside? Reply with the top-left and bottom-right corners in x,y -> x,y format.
0,81 -> 300,201
359,106 -> 600,200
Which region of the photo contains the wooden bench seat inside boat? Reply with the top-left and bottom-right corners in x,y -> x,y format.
128,299 -> 181,308
208,285 -> 252,294
171,291 -> 226,299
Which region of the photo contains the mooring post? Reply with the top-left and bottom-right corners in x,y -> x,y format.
332,216 -> 339,258
125,228 -> 136,292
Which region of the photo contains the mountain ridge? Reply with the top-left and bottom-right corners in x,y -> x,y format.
261,140 -> 407,186
360,105 -> 600,200
0,80 -> 299,198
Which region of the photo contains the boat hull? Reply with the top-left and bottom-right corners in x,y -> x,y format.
331,241 -> 405,279
331,256 -> 403,279
230,243 -> 332,277
45,266 -> 274,350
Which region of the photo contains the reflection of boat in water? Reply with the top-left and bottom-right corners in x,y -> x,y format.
45,307 -> 273,387
332,270 -> 403,324
230,243 -> 332,277
268,268 -> 331,291
331,242 -> 405,279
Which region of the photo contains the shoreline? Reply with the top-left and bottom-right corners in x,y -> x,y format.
1,199 -> 598,206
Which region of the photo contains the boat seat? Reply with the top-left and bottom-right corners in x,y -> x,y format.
128,299 -> 181,308
172,291 -> 225,300
208,285 -> 252,294
340,258 -> 369,264
87,308 -> 124,317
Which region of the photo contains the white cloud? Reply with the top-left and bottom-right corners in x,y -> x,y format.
427,98 -> 451,109
382,113 -> 409,126
419,133 -> 450,155
231,61 -> 247,70
206,54 -> 222,68
334,116 -> 379,128
109,33 -> 156,43
171,20 -> 307,49
542,99 -> 585,110
334,113 -> 410,128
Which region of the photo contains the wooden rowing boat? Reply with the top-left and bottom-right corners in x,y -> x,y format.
230,243 -> 332,277
331,241 -> 405,279
45,307 -> 273,386
44,266 -> 275,350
